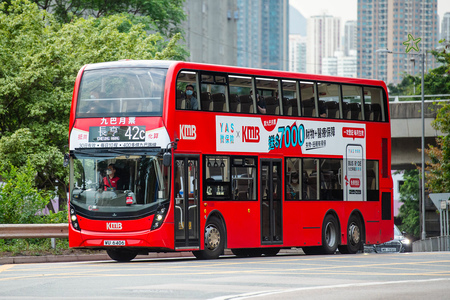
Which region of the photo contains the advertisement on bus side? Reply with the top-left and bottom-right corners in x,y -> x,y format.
215,116 -> 366,201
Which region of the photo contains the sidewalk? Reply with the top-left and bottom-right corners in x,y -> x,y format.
0,248 -> 304,264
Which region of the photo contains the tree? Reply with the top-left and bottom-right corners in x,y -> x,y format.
0,0 -> 186,201
387,74 -> 418,96
0,160 -> 52,224
424,105 -> 450,193
29,0 -> 186,36
419,39 -> 450,96
387,39 -> 450,97
397,169 -> 420,238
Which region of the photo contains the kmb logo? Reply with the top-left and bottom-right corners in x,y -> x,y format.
180,125 -> 197,140
106,222 -> 123,230
242,126 -> 260,143
350,178 -> 361,188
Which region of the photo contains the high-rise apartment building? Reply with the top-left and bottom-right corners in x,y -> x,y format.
237,0 -> 289,70
442,12 -> 450,41
343,21 -> 357,56
289,35 -> 307,73
322,50 -> 357,78
183,0 -> 238,66
306,15 -> 341,75
357,0 -> 439,84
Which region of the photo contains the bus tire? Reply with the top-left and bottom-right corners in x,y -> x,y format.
261,248 -> 280,256
106,249 -> 137,262
339,214 -> 363,254
231,249 -> 249,257
302,246 -> 320,255
320,214 -> 339,254
193,217 -> 225,260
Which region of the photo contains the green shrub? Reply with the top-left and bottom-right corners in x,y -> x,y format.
0,160 -> 52,224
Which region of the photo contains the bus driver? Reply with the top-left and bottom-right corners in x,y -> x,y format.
103,164 -> 120,191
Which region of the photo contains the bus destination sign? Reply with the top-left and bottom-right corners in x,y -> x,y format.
89,126 -> 146,142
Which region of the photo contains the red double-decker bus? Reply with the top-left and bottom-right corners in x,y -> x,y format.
68,60 -> 393,261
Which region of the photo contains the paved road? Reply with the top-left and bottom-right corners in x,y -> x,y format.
1,252 -> 450,299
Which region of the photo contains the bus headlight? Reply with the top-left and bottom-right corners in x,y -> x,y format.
70,207 -> 81,231
151,204 -> 168,230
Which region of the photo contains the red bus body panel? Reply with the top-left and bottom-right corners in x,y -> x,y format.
68,60 -> 393,253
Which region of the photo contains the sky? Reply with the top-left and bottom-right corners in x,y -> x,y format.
290,0 -> 450,27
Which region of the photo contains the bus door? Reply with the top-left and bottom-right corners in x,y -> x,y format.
260,159 -> 283,244
174,156 -> 200,248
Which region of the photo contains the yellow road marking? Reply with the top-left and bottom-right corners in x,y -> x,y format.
0,265 -> 14,273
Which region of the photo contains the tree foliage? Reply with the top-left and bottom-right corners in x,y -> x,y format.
387,74 -> 418,96
1,0 -> 186,36
397,170 -> 420,238
387,39 -> 450,96
0,160 -> 52,224
425,105 -> 450,193
0,0 -> 186,201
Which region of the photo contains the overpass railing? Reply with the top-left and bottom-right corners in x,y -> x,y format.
389,94 -> 450,102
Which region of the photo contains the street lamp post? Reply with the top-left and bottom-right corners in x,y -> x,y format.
376,49 -> 426,240
420,51 -> 426,240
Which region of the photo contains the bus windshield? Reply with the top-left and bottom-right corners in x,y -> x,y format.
71,153 -> 170,215
76,68 -> 167,118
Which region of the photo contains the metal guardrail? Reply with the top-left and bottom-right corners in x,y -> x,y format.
0,223 -> 68,239
412,236 -> 450,252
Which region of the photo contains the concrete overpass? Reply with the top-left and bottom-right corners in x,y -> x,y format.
390,99 -> 448,170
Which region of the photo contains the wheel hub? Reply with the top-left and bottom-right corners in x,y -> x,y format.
205,225 -> 220,250
349,223 -> 361,245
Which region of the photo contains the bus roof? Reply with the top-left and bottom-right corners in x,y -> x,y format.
84,60 -> 177,71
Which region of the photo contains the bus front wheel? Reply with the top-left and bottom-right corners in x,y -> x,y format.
320,214 -> 339,254
106,248 -> 138,262
338,215 -> 363,254
193,217 -> 225,259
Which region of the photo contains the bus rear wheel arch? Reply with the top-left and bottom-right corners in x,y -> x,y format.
338,213 -> 364,254
193,216 -> 226,259
303,213 -> 340,255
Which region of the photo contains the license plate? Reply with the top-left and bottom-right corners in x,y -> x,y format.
381,247 -> 397,252
104,240 -> 126,246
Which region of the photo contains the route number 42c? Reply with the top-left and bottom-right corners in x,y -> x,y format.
125,126 -> 146,141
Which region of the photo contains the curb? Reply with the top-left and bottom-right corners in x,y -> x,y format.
0,248 -> 304,265
0,251 -> 195,265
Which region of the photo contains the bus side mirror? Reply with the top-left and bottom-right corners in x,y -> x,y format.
163,152 -> 171,166
63,153 -> 70,168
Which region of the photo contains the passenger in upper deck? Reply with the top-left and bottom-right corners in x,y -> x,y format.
185,85 -> 198,110
251,90 -> 266,114
319,102 -> 327,117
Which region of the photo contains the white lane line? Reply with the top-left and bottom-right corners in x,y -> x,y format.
208,278 -> 450,300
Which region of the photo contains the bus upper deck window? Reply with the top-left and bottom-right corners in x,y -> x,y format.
176,71 -> 198,110
342,85 -> 362,121
77,68 -> 166,117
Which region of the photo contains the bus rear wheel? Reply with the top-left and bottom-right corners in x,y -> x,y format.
193,217 -> 225,259
106,248 -> 138,262
338,215 -> 363,254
